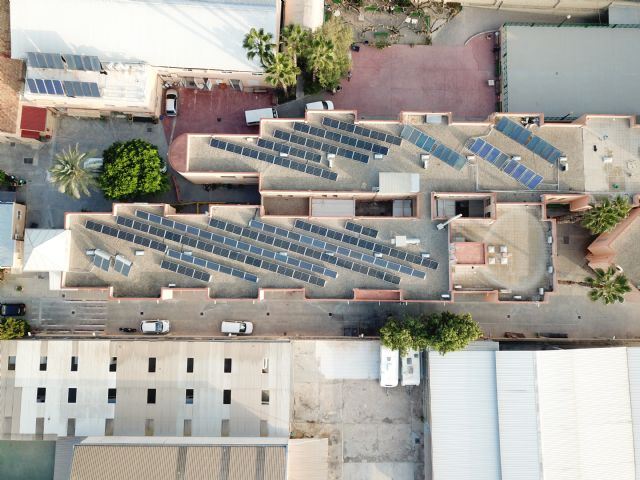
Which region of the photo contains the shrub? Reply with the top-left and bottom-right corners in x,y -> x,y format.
0,317 -> 30,340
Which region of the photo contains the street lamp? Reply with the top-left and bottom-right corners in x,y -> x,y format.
559,14 -> 572,27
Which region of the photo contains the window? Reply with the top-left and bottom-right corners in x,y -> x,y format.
36,387 -> 46,403
223,390 -> 231,405
109,357 -> 117,372
105,418 -> 114,436
260,420 -> 268,437
221,419 -> 230,437
148,357 -> 156,373
224,358 -> 232,373
261,390 -> 270,405
185,389 -> 194,405
183,419 -> 192,437
68,388 -> 77,403
147,389 -> 156,404
39,356 -> 47,371
186,357 -> 194,373
8,356 -> 16,371
70,356 -> 78,372
108,388 -> 116,404
262,358 -> 269,374
67,418 -> 76,436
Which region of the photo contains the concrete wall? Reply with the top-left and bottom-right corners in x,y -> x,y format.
451,0 -> 613,9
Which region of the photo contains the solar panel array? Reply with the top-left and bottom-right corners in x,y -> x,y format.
294,220 -> 438,270
400,125 -> 468,171
256,138 -> 322,163
132,211 -> 326,286
160,259 -> 211,282
64,54 -> 102,72
495,117 -> 563,164
210,138 -> 337,181
293,122 -> 389,155
84,220 -> 167,252
249,220 -> 403,284
63,81 -> 100,97
345,222 -> 378,238
208,218 -> 338,279
113,255 -> 132,276
274,130 -> 369,164
27,52 -> 65,69
93,250 -> 111,272
321,117 -> 402,146
166,249 -> 258,283
467,138 -> 543,190
26,78 -> 64,95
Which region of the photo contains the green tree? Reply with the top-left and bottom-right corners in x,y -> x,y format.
305,37 -> 337,85
49,144 -> 100,199
585,266 -> 632,305
423,311 -> 482,355
265,53 -> 300,93
281,24 -> 310,67
581,196 -> 632,235
314,18 -> 353,89
242,27 -> 275,68
99,140 -> 168,200
380,316 -> 429,356
0,168 -> 9,187
0,317 -> 30,340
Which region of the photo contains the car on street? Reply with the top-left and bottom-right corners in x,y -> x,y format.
221,320 -> 254,335
140,320 -> 170,334
0,303 -> 26,317
165,89 -> 178,116
305,100 -> 334,111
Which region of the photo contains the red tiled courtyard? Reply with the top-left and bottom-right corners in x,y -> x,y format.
162,87 -> 274,144
332,35 -> 497,121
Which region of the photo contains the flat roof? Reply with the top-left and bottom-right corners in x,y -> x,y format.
502,25 -> 640,118
0,202 -> 16,267
11,0 -> 277,72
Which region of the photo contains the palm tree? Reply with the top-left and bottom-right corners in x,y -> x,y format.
281,24 -> 309,67
585,266 -> 632,305
49,144 -> 99,199
265,53 -> 300,93
581,196 -> 633,234
242,28 -> 275,68
305,37 -> 336,83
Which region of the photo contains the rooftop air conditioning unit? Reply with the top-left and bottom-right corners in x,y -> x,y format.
184,251 -> 193,256
374,253 -> 383,258
168,283 -> 176,288
374,153 -> 384,160
135,250 -> 145,256
547,236 -> 553,244
603,156 -> 613,164
511,155 -> 521,162
327,153 -> 336,159
421,253 -> 430,259
466,155 -> 475,161
513,295 -> 523,300
547,266 -> 554,274
487,79 -> 495,87
454,285 -> 462,290
328,158 -> 334,168
538,288 -> 545,296
421,153 -> 430,161
441,294 -> 451,300
246,137 -> 254,142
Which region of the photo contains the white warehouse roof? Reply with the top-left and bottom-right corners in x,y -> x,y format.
10,0 -> 278,72
428,347 -> 640,480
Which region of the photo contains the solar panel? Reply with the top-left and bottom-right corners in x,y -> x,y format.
63,54 -> 102,72
210,138 -> 337,181
63,81 -> 101,98
131,212 -> 326,287
113,255 -> 132,276
160,259 -> 211,282
293,122 -> 389,156
92,249 -> 111,271
345,222 -> 379,238
466,138 -> 544,190
273,130 -> 369,164
400,125 -> 467,170
166,249 -> 258,283
27,52 -> 65,69
84,220 -> 167,253
256,138 -> 322,163
495,117 -> 563,164
294,219 -> 437,270
26,78 -> 65,96
321,117 -> 402,146
249,220 -> 402,284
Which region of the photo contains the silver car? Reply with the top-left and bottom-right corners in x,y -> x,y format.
140,320 -> 170,334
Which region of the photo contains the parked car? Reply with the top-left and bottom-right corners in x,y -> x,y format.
140,320 -> 170,334
0,303 -> 26,317
165,89 -> 178,116
221,321 -> 253,335
305,100 -> 334,111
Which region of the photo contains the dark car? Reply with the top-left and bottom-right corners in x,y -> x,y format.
0,303 -> 26,316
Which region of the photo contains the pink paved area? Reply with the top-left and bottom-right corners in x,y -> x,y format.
162,87 -> 274,144
333,35 -> 497,121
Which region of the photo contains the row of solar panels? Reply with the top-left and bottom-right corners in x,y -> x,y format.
321,117 -> 402,146
166,249 -> 258,283
256,138 -> 322,163
210,138 -> 337,181
27,52 -> 102,72
400,125 -> 468,171
495,117 -> 563,164
85,220 -> 167,252
160,260 -> 211,283
131,212 -> 327,286
294,220 -> 438,270
293,122 -> 389,156
26,78 -> 100,97
249,219 -> 402,284
274,130 -> 369,163
345,221 -> 378,239
467,138 -> 544,190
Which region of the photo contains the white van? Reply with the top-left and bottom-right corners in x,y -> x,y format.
244,107 -> 277,126
221,321 -> 254,335
379,345 -> 399,388
400,349 -> 421,386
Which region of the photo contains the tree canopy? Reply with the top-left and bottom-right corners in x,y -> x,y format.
49,144 -> 99,199
380,311 -> 482,355
585,265 -> 632,305
0,317 -> 30,340
581,196 -> 632,235
99,140 -> 168,200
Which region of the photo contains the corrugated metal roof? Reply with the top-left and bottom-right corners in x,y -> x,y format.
628,348 -> 640,480
0,202 -> 15,267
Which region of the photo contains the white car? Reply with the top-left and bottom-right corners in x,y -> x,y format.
305,100 -> 334,111
221,321 -> 254,335
165,89 -> 178,116
140,320 -> 170,334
